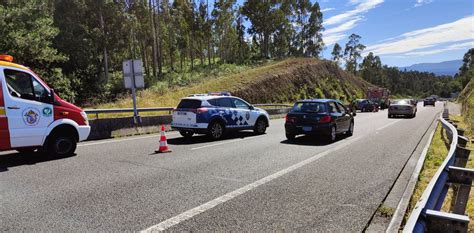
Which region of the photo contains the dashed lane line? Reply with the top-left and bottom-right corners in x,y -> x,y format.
141,135 -> 363,232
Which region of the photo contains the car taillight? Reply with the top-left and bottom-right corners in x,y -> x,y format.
319,115 -> 332,123
197,108 -> 208,114
285,114 -> 295,123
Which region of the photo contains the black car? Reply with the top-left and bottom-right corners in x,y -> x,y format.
353,99 -> 379,112
423,98 -> 435,106
285,99 -> 354,142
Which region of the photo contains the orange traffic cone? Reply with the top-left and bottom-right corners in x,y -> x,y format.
155,124 -> 172,153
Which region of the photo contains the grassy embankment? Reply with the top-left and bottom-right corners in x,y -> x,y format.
405,78 -> 473,230
92,58 -> 372,118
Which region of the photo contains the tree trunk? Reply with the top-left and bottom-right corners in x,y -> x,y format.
150,0 -> 158,78
99,6 -> 109,83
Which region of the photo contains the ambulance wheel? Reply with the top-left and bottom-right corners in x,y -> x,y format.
179,131 -> 194,138
208,121 -> 225,140
47,133 -> 77,157
254,118 -> 267,135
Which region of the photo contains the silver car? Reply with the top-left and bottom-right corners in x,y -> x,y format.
388,99 -> 416,118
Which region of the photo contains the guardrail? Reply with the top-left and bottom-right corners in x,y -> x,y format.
84,104 -> 293,119
404,105 -> 473,233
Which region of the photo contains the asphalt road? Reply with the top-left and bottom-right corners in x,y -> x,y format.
0,103 -> 442,231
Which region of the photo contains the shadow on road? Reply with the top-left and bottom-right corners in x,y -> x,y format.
280,135 -> 336,146
167,131 -> 260,145
0,152 -> 75,173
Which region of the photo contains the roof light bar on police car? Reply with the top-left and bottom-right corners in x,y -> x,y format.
208,92 -> 231,96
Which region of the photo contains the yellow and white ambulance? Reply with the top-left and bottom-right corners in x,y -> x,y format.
0,55 -> 90,156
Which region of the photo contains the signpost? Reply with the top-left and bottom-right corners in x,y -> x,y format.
123,59 -> 145,124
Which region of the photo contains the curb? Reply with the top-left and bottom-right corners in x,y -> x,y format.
386,116 -> 439,232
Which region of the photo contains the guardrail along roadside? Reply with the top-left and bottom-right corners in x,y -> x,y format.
404,105 -> 473,233
84,104 -> 292,140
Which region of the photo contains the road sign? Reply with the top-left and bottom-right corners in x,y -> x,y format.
123,59 -> 145,124
123,59 -> 144,89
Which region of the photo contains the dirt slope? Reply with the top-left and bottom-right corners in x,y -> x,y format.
103,58 -> 373,109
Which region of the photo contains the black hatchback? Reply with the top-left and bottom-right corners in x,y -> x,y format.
285,99 -> 355,142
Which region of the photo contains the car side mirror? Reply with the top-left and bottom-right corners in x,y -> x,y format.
249,105 -> 255,110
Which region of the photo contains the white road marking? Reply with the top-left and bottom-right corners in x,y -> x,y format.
376,119 -> 402,131
78,132 -> 179,147
141,136 -> 362,232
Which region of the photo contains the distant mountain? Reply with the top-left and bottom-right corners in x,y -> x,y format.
400,60 -> 462,76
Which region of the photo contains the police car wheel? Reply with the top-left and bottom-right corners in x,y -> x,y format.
47,134 -> 77,157
286,133 -> 295,140
254,119 -> 267,134
208,121 -> 224,139
179,131 -> 194,138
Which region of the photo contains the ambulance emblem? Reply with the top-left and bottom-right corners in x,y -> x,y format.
23,108 -> 40,126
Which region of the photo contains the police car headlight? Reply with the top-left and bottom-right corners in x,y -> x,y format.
80,111 -> 89,125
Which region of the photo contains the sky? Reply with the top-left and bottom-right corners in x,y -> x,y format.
235,0 -> 474,67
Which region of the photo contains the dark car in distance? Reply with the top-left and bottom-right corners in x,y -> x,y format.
285,99 -> 354,142
423,98 -> 436,106
353,99 -> 379,112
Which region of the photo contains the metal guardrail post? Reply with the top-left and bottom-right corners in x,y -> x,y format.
448,166 -> 474,215
458,135 -> 468,148
425,210 -> 470,233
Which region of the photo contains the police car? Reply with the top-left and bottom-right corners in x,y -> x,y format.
171,92 -> 270,139
0,55 -> 90,156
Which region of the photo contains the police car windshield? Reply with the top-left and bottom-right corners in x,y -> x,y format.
292,102 -> 326,113
177,99 -> 202,109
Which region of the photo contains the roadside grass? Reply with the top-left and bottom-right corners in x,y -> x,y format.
405,112 -> 473,230
405,123 -> 449,223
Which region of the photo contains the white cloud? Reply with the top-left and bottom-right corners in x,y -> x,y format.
324,0 -> 384,26
321,8 -> 335,13
365,16 -> 474,56
323,0 -> 384,46
414,0 -> 433,7
405,41 -> 474,56
324,18 -> 362,35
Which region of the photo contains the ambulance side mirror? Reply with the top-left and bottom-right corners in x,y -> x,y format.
49,89 -> 56,104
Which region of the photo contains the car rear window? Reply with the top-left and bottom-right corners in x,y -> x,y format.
177,99 -> 202,109
392,100 -> 410,105
291,102 -> 326,113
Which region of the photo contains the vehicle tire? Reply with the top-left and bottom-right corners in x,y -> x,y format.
208,121 -> 225,140
179,131 -> 194,138
46,133 -> 77,157
286,133 -> 295,140
254,118 -> 267,135
388,114 -> 392,118
16,149 -> 36,154
362,107 -> 366,112
412,112 -> 416,118
346,121 -> 354,136
328,126 -> 337,142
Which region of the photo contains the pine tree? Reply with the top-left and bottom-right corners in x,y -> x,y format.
344,33 -> 366,74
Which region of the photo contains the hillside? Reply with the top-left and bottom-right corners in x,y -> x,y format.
100,58 -> 373,109
458,78 -> 473,135
401,60 -> 462,76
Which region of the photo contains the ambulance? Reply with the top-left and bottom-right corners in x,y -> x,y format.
0,55 -> 90,156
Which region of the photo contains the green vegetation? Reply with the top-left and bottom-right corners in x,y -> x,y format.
405,124 -> 450,224
1,0 -> 328,106
98,58 -> 371,110
358,52 -> 465,98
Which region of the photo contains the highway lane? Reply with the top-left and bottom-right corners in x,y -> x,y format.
0,103 -> 441,231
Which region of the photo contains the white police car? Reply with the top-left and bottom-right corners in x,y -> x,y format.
171,92 -> 270,139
